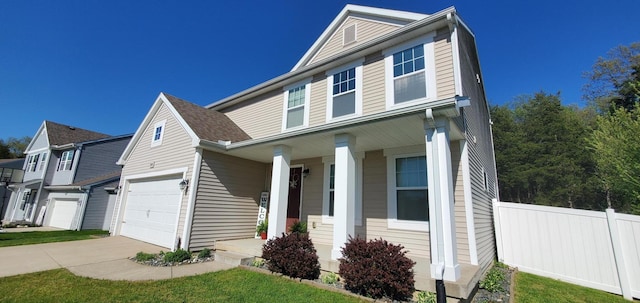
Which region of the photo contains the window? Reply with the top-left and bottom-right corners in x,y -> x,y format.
386,147 -> 429,231
322,155 -> 363,225
26,154 -> 39,172
39,152 -> 47,171
384,34 -> 437,109
282,80 -> 311,131
326,60 -> 363,121
151,120 -> 166,147
58,150 -> 74,171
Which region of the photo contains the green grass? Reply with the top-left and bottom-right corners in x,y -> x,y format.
514,271 -> 633,303
0,268 -> 366,303
0,230 -> 109,247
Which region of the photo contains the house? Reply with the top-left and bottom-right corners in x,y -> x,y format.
0,158 -> 25,224
3,121 -> 131,230
111,5 -> 498,300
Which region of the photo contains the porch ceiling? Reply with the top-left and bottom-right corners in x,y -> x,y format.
223,112 -> 464,163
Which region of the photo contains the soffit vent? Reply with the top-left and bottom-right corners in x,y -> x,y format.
343,24 -> 357,45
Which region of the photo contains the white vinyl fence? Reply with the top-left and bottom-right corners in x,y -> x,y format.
493,200 -> 640,300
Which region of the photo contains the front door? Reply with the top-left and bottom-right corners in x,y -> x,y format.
286,167 -> 303,231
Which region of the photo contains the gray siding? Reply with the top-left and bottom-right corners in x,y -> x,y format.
458,25 -> 498,272
189,150 -> 267,250
74,137 -> 130,182
29,129 -> 49,151
81,180 -> 119,230
50,148 -> 77,185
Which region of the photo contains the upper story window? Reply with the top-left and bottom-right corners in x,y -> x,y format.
58,150 -> 74,171
282,79 -> 311,131
151,120 -> 166,147
384,33 -> 437,109
38,152 -> 47,171
385,147 -> 429,231
326,60 -> 363,122
26,154 -> 39,172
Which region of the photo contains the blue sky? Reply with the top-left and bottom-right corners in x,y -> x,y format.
1,0 -> 639,139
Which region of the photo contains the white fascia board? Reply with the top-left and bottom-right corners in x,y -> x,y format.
24,122 -> 48,153
159,93 -> 200,144
207,7 -> 455,112
292,4 -> 429,71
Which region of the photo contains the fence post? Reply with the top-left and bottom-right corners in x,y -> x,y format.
606,208 -> 632,300
492,199 -> 505,262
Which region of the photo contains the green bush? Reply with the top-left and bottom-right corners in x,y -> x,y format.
288,220 -> 307,233
480,265 -> 506,293
135,252 -> 156,262
321,272 -> 339,285
197,248 -> 211,259
163,249 -> 191,263
416,291 -> 436,303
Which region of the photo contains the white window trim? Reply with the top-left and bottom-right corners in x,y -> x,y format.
384,146 -> 429,232
325,59 -> 364,123
151,120 -> 166,147
383,32 -> 437,110
58,150 -> 74,171
281,78 -> 312,132
321,155 -> 363,226
38,152 -> 47,171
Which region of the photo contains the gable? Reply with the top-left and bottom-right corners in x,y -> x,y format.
28,126 -> 49,152
309,16 -> 403,65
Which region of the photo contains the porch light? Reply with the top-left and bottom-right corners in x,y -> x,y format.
302,168 -> 310,178
179,179 -> 189,191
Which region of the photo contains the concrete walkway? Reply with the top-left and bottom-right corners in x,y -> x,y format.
0,236 -> 234,280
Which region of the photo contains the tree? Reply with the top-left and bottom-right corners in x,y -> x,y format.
5,136 -> 31,158
589,104 -> 640,214
0,140 -> 11,159
583,42 -> 640,113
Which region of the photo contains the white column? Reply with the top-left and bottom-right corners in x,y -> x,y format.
332,134 -> 356,260
425,115 -> 460,281
267,145 -> 291,239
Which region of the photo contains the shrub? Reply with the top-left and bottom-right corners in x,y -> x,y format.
197,248 -> 211,259
251,258 -> 265,268
416,291 -> 437,303
339,237 -> 415,301
321,272 -> 340,285
135,252 -> 156,262
163,249 -> 191,263
479,265 -> 506,293
262,232 -> 320,280
288,220 -> 307,233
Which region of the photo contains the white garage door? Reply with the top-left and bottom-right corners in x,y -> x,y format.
49,199 -> 79,229
120,176 -> 183,248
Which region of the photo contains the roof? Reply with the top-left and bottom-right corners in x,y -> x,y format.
0,158 -> 24,169
163,93 -> 251,142
71,170 -> 121,187
45,121 -> 110,146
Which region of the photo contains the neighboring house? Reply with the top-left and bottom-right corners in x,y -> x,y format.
0,158 -> 25,224
3,121 -> 131,230
111,5 -> 497,299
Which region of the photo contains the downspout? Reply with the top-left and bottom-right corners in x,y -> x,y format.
181,148 -> 203,250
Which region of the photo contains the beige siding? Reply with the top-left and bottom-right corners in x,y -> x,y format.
308,74 -> 327,127
457,25 -> 498,272
189,151 -> 267,250
362,52 -> 386,116
311,17 -> 400,65
114,104 -> 196,240
220,89 -> 283,139
435,28 -> 456,99
451,142 -> 470,263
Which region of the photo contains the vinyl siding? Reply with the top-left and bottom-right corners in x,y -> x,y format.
189,150 -> 267,250
113,104 -> 196,240
297,157 -> 333,245
50,149 -> 78,185
435,28 -> 456,99
451,142 -> 470,263
458,25 -> 498,273
219,89 -> 282,139
29,129 -> 49,151
74,137 -> 130,182
81,180 -> 118,230
308,74 -> 327,128
310,16 -> 401,65
362,52 -> 386,115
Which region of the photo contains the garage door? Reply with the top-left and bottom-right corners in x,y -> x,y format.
120,176 -> 183,248
49,199 -> 79,229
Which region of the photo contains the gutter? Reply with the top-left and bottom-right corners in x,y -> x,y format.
43,185 -> 85,192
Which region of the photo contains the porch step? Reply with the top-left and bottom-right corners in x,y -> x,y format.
214,251 -> 255,267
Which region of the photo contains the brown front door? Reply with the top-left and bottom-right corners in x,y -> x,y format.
286,167 -> 303,231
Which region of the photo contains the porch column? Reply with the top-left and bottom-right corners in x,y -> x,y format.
332,134 -> 356,260
425,112 -> 460,281
267,145 -> 291,239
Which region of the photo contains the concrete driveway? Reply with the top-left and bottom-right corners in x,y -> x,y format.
0,236 -> 234,280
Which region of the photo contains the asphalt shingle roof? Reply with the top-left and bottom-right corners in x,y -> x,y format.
163,93 -> 251,143
45,121 -> 110,146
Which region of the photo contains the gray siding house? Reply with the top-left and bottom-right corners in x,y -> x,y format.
3,121 -> 131,230
111,5 -> 498,301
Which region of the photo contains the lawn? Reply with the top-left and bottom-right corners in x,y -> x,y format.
514,271 -> 632,303
0,230 -> 109,247
0,268 -> 366,303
